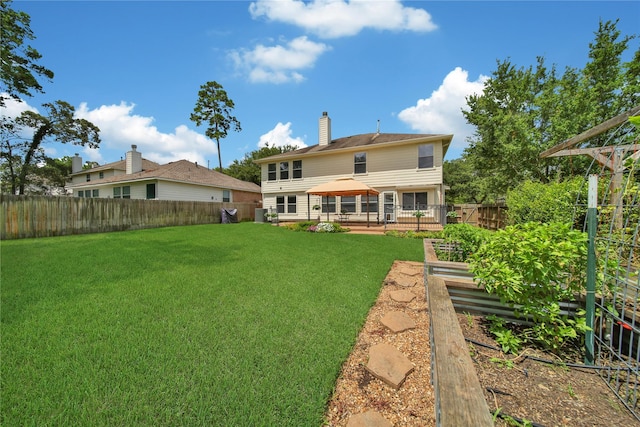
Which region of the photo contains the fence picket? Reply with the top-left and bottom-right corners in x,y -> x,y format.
1,195 -> 260,240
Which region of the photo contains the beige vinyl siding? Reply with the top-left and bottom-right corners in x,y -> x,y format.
261,143 -> 443,196
260,138 -> 446,222
154,181 -> 225,202
69,169 -> 124,186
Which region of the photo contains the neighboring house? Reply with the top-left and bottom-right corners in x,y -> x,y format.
67,145 -> 262,203
255,112 -> 453,224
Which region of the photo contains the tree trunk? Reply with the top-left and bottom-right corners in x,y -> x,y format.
19,124 -> 49,194
216,138 -> 222,171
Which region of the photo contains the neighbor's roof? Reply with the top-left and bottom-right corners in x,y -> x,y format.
69,158 -> 161,176
255,132 -> 453,163
69,159 -> 261,193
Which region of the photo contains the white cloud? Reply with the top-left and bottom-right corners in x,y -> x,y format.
397,67 -> 488,157
257,122 -> 307,148
230,36 -> 330,83
75,102 -> 216,165
0,94 -> 39,117
1,97 -> 214,165
249,0 -> 437,38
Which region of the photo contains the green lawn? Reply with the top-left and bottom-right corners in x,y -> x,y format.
1,223 -> 424,426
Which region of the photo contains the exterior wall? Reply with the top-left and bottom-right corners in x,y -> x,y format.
260,139 -> 445,221
233,189 -> 262,204
156,181 -> 223,202
69,169 -> 124,186
72,180 -> 261,203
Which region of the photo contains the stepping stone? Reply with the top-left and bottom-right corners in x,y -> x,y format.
346,410 -> 392,427
381,311 -> 416,333
393,276 -> 418,288
389,289 -> 416,303
366,343 -> 414,389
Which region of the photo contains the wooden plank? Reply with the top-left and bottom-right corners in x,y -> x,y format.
427,275 -> 493,426
0,195 -> 261,239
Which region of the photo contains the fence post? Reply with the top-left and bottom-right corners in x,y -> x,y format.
585,174 -> 598,365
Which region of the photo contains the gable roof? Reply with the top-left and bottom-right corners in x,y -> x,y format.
255,132 -> 453,163
69,159 -> 261,193
69,158 -> 161,176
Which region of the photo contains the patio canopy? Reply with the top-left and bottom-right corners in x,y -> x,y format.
305,178 -> 380,226
305,177 -> 380,197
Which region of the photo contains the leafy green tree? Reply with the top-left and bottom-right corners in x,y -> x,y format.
36,156 -> 73,194
461,20 -> 638,200
225,143 -> 299,185
190,81 -> 241,171
463,57 -> 553,200
4,101 -> 100,194
443,157 -> 490,203
0,0 -> 54,106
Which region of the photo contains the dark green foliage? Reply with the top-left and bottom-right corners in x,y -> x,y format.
0,0 -> 54,106
505,177 -> 585,226
384,230 -> 443,239
4,101 -> 100,194
440,223 -> 492,262
190,81 -> 241,171
456,20 -> 638,202
225,143 -> 299,185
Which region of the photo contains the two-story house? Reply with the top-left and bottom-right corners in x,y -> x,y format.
68,145 -> 262,203
256,112 -> 452,225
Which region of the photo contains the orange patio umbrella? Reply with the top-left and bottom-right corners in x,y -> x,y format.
305,177 -> 380,226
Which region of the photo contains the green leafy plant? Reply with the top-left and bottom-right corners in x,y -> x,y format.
438,223 -> 492,262
490,357 -> 515,369
487,315 -> 522,354
413,210 -> 425,231
464,311 -> 474,328
471,222 -> 591,352
505,178 -> 585,226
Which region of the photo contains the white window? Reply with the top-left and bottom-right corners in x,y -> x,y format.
354,152 -> 366,174
340,196 -> 356,213
402,192 -> 427,210
418,144 -> 434,169
361,195 -> 378,213
279,162 -> 289,180
292,160 -> 302,179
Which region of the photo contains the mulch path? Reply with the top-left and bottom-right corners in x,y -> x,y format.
324,261 -> 639,426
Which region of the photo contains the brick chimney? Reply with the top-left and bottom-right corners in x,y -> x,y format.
318,111 -> 331,146
126,145 -> 142,174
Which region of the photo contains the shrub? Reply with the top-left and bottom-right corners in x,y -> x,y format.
470,222 -> 590,352
285,221 -> 317,232
440,223 -> 491,262
384,230 -> 442,239
505,177 -> 584,226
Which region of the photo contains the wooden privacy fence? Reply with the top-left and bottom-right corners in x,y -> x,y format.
448,203 -> 508,230
1,195 -> 260,240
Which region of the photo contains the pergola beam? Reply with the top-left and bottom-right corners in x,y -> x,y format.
540,105 -> 640,158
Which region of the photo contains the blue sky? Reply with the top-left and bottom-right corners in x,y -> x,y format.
6,0 -> 639,168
